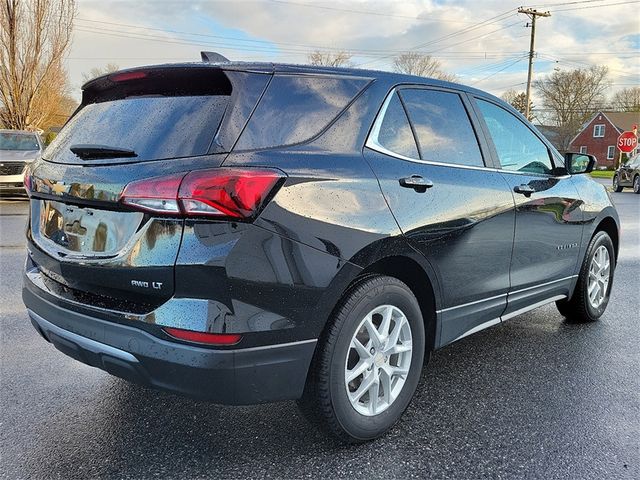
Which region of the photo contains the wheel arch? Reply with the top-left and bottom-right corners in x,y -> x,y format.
593,215 -> 619,262
348,254 -> 439,352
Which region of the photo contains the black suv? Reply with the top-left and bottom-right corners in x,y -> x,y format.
23,60 -> 619,442
613,153 -> 640,193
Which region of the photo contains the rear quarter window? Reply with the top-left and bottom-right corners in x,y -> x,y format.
235,74 -> 370,150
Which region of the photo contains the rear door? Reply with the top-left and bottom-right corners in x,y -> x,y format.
472,97 -> 584,317
364,86 -> 515,346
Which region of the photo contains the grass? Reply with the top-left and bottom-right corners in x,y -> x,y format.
590,170 -> 615,179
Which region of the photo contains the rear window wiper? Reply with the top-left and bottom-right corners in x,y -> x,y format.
70,144 -> 138,160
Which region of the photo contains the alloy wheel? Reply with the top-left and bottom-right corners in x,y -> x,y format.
587,245 -> 610,308
344,305 -> 413,416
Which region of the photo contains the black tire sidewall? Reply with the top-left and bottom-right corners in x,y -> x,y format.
579,231 -> 615,320
634,176 -> 640,194
328,280 -> 425,441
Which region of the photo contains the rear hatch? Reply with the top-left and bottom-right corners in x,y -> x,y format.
26,65 -> 271,311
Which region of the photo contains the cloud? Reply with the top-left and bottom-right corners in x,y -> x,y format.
69,0 -> 638,103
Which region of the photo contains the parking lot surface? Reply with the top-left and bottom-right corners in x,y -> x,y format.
1,180 -> 638,479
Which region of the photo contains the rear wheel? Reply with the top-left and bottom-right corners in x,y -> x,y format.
298,275 -> 425,442
633,175 -> 640,194
612,174 -> 623,192
556,231 -> 615,322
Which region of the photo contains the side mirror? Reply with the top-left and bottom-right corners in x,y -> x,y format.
565,152 -> 596,174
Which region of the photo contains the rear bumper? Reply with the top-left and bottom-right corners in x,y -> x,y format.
24,285 -> 317,405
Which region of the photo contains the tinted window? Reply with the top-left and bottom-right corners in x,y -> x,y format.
399,89 -> 483,167
0,132 -> 40,151
236,74 -> 369,150
44,96 -> 228,162
477,99 -> 553,175
374,92 -> 419,158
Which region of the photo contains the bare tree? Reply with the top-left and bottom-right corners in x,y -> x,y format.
611,87 -> 640,112
307,51 -> 352,67
82,63 -> 120,84
535,66 -> 610,150
0,0 -> 76,130
392,52 -> 457,82
501,89 -> 533,118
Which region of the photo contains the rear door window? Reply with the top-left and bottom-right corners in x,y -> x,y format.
368,92 -> 419,159
235,74 -> 370,150
399,89 -> 484,167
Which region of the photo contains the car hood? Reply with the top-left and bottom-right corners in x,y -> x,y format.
0,149 -> 40,162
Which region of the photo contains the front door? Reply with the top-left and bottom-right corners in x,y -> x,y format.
473,98 -> 584,317
364,87 -> 515,346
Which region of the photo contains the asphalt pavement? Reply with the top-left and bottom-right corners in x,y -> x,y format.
1,179 -> 639,479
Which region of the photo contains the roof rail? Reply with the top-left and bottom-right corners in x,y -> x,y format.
201,51 -> 230,63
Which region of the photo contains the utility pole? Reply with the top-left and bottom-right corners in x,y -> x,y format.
518,7 -> 550,120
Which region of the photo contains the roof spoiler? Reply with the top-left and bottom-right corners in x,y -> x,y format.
201,51 -> 230,63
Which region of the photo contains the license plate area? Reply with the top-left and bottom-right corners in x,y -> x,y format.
31,199 -> 144,259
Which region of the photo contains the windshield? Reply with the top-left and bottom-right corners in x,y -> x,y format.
0,132 -> 40,151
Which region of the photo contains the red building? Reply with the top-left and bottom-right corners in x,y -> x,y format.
569,111 -> 640,168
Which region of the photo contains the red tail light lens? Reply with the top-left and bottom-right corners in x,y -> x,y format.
120,172 -> 186,215
119,168 -> 284,220
109,71 -> 148,82
163,327 -> 241,346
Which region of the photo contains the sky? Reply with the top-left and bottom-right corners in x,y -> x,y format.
69,0 -> 639,105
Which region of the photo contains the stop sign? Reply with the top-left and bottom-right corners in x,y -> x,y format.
617,131 -> 638,153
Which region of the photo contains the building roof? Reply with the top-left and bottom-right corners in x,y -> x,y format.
602,111 -> 640,133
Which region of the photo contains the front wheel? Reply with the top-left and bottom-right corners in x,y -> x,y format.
297,275 -> 425,442
556,231 -> 615,322
612,174 -> 623,192
633,175 -> 640,194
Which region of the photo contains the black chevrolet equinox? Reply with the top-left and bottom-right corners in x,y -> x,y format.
23,58 -> 620,442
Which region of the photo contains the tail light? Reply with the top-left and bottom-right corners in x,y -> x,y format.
163,327 -> 242,346
120,167 -> 284,220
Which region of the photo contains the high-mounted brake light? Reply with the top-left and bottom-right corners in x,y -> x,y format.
119,168 -> 284,220
163,327 -> 242,346
109,71 -> 148,82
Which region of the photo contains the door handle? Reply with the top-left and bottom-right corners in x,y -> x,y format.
513,184 -> 535,197
399,175 -> 433,192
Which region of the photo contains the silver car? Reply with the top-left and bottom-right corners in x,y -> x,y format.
0,129 -> 43,195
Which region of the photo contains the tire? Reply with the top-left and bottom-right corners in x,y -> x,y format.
633,175 -> 640,194
556,231 -> 615,322
297,274 -> 426,442
612,174 -> 623,192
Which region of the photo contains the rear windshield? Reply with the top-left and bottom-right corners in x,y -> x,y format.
0,132 -> 40,151
43,95 -> 227,162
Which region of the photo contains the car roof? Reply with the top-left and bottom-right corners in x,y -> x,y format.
84,60 -> 504,104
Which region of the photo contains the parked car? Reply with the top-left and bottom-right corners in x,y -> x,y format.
613,153 -> 640,193
0,129 -> 43,196
22,60 -> 620,442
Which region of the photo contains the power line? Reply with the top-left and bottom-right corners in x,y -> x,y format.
356,10 -> 519,67
471,56 -> 528,85
550,0 -> 640,11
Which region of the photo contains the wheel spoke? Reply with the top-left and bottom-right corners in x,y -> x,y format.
350,371 -> 375,403
368,378 -> 380,415
363,316 -> 384,349
379,367 -> 392,406
387,316 -> 406,349
385,343 -> 412,355
379,306 -> 393,339
351,337 -> 371,359
346,361 -> 369,383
